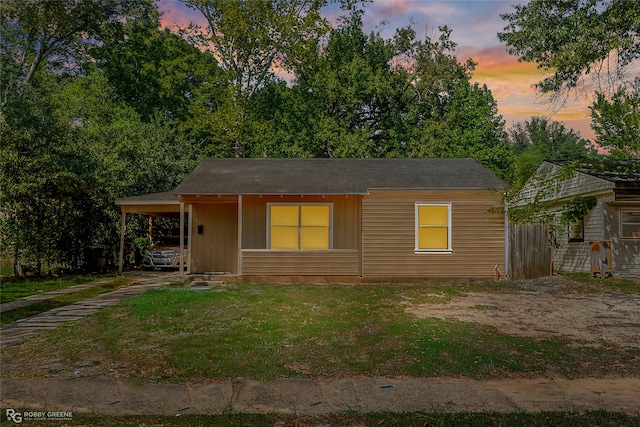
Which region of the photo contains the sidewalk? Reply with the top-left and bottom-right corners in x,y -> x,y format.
1,376 -> 639,415
0,272 -> 178,350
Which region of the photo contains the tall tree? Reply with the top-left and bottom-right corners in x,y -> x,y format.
184,0 -> 357,98
0,0 -> 154,107
590,80 -> 640,158
506,116 -> 593,187
182,0 -> 362,157
498,0 -> 640,103
281,10 -> 404,158
91,11 -> 222,121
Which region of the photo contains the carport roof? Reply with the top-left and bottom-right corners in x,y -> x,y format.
174,158 -> 507,196
115,191 -> 181,215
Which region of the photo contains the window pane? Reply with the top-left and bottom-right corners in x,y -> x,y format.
300,227 -> 329,249
622,223 -> 640,238
301,205 -> 330,226
418,227 -> 448,250
418,205 -> 448,226
271,206 -> 299,226
622,211 -> 640,224
270,228 -> 299,249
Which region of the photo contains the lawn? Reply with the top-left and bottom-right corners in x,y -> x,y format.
2,280 -> 638,382
0,273 -> 121,303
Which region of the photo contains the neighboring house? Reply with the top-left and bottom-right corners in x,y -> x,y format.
116,158 -> 508,279
516,160 -> 640,275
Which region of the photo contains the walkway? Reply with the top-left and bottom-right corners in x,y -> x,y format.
0,271 -> 178,350
1,376 -> 639,415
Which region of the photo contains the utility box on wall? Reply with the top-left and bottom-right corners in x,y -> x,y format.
590,241 -> 613,278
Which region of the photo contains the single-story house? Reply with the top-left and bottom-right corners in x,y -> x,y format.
116,158 -> 508,280
516,160 -> 640,276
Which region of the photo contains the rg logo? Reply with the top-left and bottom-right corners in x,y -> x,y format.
6,409 -> 22,424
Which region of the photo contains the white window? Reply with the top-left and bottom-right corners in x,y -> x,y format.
268,204 -> 332,250
621,210 -> 640,239
415,203 -> 452,253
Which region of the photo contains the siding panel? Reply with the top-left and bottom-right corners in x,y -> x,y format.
241,250 -> 359,275
362,191 -> 505,278
190,202 -> 238,274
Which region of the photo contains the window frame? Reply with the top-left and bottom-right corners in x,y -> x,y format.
620,209 -> 640,239
567,217 -> 585,243
415,202 -> 452,254
267,202 -> 333,250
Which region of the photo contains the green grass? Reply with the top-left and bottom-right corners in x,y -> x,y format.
0,273 -> 119,303
15,410 -> 638,426
0,276 -> 133,325
3,282 -> 638,381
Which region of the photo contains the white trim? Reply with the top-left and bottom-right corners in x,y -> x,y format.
267,202 -> 334,250
415,202 -> 452,254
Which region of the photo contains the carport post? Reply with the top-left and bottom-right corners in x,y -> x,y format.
119,212 -> 126,273
179,201 -> 185,276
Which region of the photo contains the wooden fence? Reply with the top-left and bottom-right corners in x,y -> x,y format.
509,223 -> 553,279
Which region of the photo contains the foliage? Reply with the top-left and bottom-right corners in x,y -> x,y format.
590,81 -> 640,159
505,117 -> 594,188
560,196 -> 598,225
0,0 -> 153,106
498,0 -> 640,102
499,0 -> 639,162
184,0 -> 358,98
91,12 -> 223,121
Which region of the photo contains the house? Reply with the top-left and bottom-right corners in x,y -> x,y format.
516,160 -> 640,276
116,158 -> 508,280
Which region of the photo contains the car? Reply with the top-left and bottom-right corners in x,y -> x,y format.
142,237 -> 187,270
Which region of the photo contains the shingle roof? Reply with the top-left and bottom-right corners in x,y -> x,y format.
114,191 -> 180,205
173,158 -> 507,195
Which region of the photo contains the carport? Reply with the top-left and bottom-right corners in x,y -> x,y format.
114,192 -> 186,275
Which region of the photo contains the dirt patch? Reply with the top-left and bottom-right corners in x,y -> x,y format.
406,277 -> 640,347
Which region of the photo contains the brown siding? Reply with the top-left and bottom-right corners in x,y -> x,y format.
190,202 -> 238,274
241,250 -> 359,275
241,195 -> 360,250
361,191 -> 505,278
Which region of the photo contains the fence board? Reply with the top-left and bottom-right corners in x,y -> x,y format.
509,223 -> 552,279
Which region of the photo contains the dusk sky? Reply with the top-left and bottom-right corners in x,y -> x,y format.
157,0 -> 595,140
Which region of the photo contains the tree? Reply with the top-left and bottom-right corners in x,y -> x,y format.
182,0 -> 364,157
0,0 -> 154,107
91,11 -> 223,121
505,116 -> 593,188
590,80 -> 640,158
184,0 -> 358,98
498,0 -> 640,103
279,10 -> 404,158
